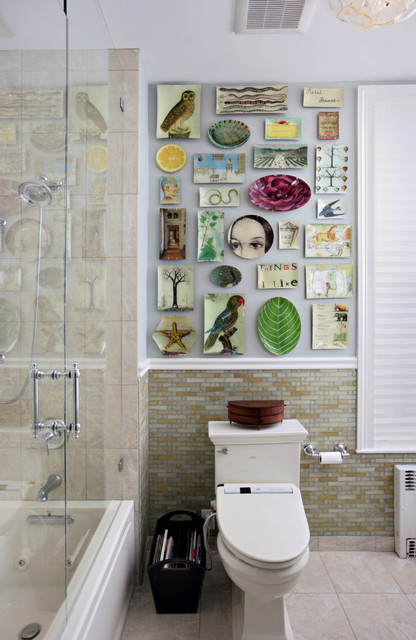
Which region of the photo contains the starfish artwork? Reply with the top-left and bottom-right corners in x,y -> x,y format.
152,316 -> 197,356
161,322 -> 190,350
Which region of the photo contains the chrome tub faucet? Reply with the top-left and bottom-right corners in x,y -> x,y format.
36,473 -> 62,502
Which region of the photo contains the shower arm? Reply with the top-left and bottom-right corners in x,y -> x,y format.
31,362 -> 81,439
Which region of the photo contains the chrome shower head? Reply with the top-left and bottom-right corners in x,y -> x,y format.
18,176 -> 62,207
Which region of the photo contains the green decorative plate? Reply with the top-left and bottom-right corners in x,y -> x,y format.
208,120 -> 250,149
257,297 -> 301,355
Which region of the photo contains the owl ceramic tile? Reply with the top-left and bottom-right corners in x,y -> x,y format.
157,84 -> 201,139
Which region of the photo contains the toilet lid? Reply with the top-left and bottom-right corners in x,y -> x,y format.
216,483 -> 309,565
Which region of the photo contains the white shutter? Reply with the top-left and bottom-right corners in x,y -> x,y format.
357,85 -> 416,452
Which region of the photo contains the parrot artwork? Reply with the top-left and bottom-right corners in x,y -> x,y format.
204,294 -> 245,352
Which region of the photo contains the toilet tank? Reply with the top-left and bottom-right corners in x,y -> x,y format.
208,420 -> 308,487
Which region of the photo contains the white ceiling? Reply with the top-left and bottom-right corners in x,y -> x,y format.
98,0 -> 416,83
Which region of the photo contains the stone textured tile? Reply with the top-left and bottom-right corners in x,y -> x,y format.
320,551 -> 402,594
199,592 -> 231,640
340,593 -> 416,639
286,593 -> 356,640
293,551 -> 335,594
121,591 -> 199,640
202,554 -> 231,593
377,552 -> 416,593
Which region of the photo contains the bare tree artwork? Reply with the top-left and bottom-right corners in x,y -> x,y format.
81,262 -> 104,310
159,266 -> 194,311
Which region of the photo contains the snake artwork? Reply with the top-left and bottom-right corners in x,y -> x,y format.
207,188 -> 239,206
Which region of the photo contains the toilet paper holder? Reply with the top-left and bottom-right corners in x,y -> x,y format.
303,443 -> 349,458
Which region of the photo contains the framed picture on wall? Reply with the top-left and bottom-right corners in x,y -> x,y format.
193,153 -> 245,183
305,264 -> 353,299
257,263 -> 299,289
312,303 -> 349,349
199,186 -> 240,207
156,84 -> 201,139
254,144 -> 307,169
0,89 -> 64,118
68,86 -> 108,140
204,293 -> 245,355
197,210 -> 224,262
159,208 -> 186,260
278,221 -> 300,249
318,112 -> 339,140
157,265 -> 194,311
315,144 -> 349,194
216,85 -> 288,115
152,315 -> 197,355
264,118 -> 301,140
160,176 -> 181,205
305,224 -> 351,258
317,198 -> 346,219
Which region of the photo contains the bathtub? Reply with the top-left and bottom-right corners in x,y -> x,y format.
0,499 -> 135,640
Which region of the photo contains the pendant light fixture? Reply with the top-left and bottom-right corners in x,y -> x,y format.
328,0 -> 416,28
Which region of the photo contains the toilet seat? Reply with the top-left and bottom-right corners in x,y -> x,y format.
216,483 -> 309,568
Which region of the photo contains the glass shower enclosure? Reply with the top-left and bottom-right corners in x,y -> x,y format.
0,0 -> 126,637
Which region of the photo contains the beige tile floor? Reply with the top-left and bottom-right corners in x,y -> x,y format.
121,550 -> 416,640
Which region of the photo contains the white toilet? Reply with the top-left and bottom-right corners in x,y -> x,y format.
208,419 -> 310,640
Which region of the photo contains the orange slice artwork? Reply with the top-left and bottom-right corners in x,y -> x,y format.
156,143 -> 187,173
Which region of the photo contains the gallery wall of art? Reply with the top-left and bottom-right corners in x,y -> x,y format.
147,82 -> 357,359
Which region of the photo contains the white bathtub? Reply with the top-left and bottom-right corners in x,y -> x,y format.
0,499 -> 135,640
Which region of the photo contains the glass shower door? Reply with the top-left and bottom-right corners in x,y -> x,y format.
0,0 -> 70,635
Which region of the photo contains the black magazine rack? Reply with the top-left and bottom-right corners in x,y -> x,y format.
147,510 -> 206,614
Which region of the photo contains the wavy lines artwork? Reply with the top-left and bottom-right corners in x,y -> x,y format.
216,85 -> 288,114
0,90 -> 64,118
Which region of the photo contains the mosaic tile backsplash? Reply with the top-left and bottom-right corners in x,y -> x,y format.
148,368 -> 416,536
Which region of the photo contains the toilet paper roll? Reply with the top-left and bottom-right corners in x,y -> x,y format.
318,451 -> 343,465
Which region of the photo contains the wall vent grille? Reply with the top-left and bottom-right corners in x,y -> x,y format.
235,0 -> 316,34
405,470 -> 416,491
407,538 -> 416,557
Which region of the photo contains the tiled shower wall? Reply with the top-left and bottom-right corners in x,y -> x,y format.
148,368 -> 416,537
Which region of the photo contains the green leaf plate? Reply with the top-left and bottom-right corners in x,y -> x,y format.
257,297 -> 301,355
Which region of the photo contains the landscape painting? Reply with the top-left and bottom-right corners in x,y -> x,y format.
254,144 -> 307,169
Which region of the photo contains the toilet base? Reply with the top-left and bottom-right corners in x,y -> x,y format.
232,583 -> 293,640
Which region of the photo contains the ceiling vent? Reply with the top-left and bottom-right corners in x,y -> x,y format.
235,0 -> 316,34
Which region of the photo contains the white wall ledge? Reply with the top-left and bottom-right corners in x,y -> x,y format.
138,357 -> 357,377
